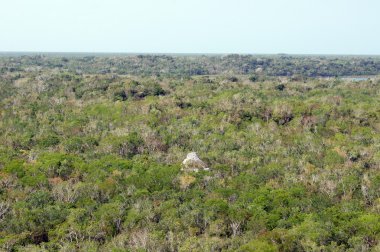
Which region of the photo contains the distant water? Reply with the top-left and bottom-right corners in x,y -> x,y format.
341,76 -> 372,81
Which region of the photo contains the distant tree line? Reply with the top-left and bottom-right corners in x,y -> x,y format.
0,54 -> 379,77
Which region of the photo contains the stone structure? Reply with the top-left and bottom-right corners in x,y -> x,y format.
182,152 -> 209,172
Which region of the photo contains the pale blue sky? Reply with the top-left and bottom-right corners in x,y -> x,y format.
0,0 -> 379,54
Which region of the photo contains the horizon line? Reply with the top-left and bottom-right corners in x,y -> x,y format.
1,51 -> 380,57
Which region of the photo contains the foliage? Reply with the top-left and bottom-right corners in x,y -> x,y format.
0,55 -> 379,251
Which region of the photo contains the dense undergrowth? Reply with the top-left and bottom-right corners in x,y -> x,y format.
0,57 -> 380,251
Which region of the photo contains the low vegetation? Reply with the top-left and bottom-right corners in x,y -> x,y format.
0,55 -> 379,251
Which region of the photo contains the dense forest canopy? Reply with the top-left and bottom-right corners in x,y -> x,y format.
0,55 -> 379,251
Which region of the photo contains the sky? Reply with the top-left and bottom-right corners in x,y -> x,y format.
0,0 -> 379,54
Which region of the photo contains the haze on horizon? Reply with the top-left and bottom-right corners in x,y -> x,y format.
1,0 -> 379,55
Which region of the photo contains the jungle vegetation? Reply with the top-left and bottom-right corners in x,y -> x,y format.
0,55 -> 379,251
